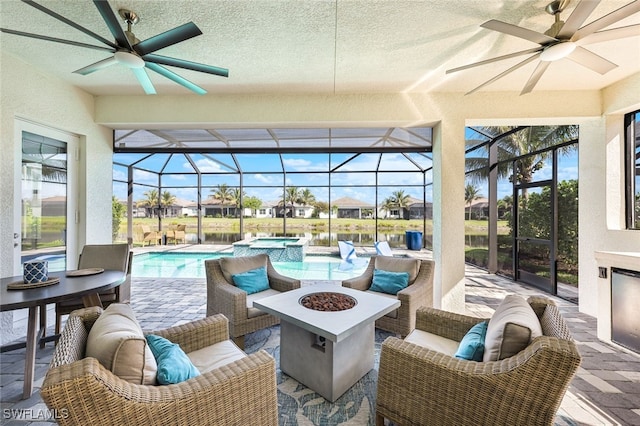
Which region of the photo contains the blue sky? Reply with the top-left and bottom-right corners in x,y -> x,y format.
113,152 -> 433,205
112,128 -> 579,205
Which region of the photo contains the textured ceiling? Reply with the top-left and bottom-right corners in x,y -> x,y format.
1,0 -> 639,96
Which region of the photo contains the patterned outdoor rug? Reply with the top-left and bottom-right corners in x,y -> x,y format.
244,325 -> 580,426
244,325 -> 395,426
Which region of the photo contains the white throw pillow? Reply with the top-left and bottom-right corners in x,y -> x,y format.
86,303 -> 157,385
483,295 -> 543,362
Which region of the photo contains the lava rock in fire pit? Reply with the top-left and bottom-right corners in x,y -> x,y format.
300,292 -> 357,311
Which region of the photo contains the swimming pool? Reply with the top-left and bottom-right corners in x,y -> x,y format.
133,252 -> 369,281
233,237 -> 309,262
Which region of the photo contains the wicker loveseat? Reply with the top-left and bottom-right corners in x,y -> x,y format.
41,306 -> 278,426
375,296 -> 581,426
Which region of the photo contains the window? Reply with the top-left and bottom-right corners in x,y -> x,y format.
626,110 -> 640,230
464,125 -> 579,301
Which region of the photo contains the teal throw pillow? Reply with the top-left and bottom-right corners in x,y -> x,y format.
370,269 -> 410,295
145,334 -> 200,385
231,266 -> 270,294
454,321 -> 488,361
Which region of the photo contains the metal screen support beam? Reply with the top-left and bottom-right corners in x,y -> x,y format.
488,140 -> 498,273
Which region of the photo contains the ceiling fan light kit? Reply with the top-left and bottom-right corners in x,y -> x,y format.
114,50 -> 144,68
540,41 -> 576,61
446,0 -> 640,95
0,0 -> 229,95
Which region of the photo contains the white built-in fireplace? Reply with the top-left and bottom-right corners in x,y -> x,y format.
595,251 -> 640,353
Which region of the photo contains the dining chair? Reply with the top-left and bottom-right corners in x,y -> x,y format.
54,243 -> 132,335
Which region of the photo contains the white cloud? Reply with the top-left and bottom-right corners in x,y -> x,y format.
168,174 -> 186,181
195,158 -> 223,173
253,174 -> 273,184
282,158 -> 311,169
133,169 -> 157,183
112,169 -> 127,181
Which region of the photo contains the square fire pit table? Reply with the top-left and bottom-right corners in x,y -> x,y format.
253,283 -> 400,402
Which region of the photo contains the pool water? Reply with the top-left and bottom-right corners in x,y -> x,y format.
133,252 -> 369,280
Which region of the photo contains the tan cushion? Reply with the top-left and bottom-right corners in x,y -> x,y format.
86,303 -> 157,385
187,340 -> 247,374
374,257 -> 421,283
405,329 -> 459,356
220,254 -> 269,283
483,295 -> 543,362
247,288 -> 281,318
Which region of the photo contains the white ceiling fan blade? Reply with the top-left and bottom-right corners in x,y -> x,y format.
132,68 -> 157,95
578,24 -> 640,45
520,61 -> 551,95
566,46 -> 617,74
556,0 -> 601,39
466,53 -> 540,95
481,20 -> 557,45
446,47 -> 542,74
572,0 -> 640,42
145,62 -> 207,95
73,56 -> 118,75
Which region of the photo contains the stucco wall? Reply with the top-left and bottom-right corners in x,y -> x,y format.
2,44 -> 639,323
0,52 -> 114,343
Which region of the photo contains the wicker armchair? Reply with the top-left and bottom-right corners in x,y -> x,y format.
376,296 -> 582,426
205,254 -> 301,348
140,225 -> 161,246
342,256 -> 434,337
41,307 -> 278,426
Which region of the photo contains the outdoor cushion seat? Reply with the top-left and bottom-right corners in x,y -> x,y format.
205,254 -> 301,348
403,328 -> 459,356
41,305 -> 278,426
246,288 -> 282,318
375,295 -> 582,426
342,256 -> 434,337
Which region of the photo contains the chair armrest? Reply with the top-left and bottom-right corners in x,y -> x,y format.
266,259 -> 301,292
342,260 -> 375,291
415,307 -> 488,341
396,279 -> 428,304
42,351 -> 278,426
150,314 -> 229,353
213,281 -> 250,321
377,336 -> 581,426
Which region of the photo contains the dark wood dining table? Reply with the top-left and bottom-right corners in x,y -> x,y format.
0,269 -> 126,399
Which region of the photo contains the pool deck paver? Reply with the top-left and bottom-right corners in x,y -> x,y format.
1,245 -> 639,425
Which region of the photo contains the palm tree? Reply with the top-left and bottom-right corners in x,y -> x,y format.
466,125 -> 578,200
281,186 -> 301,218
391,190 -> 411,219
465,184 -> 481,220
160,191 -> 176,217
381,197 -> 395,219
229,188 -> 245,217
497,195 -> 513,220
299,188 -> 316,215
212,184 -> 232,216
142,189 -> 159,218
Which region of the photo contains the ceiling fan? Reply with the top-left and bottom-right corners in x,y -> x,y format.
0,0 -> 228,95
446,0 -> 640,95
